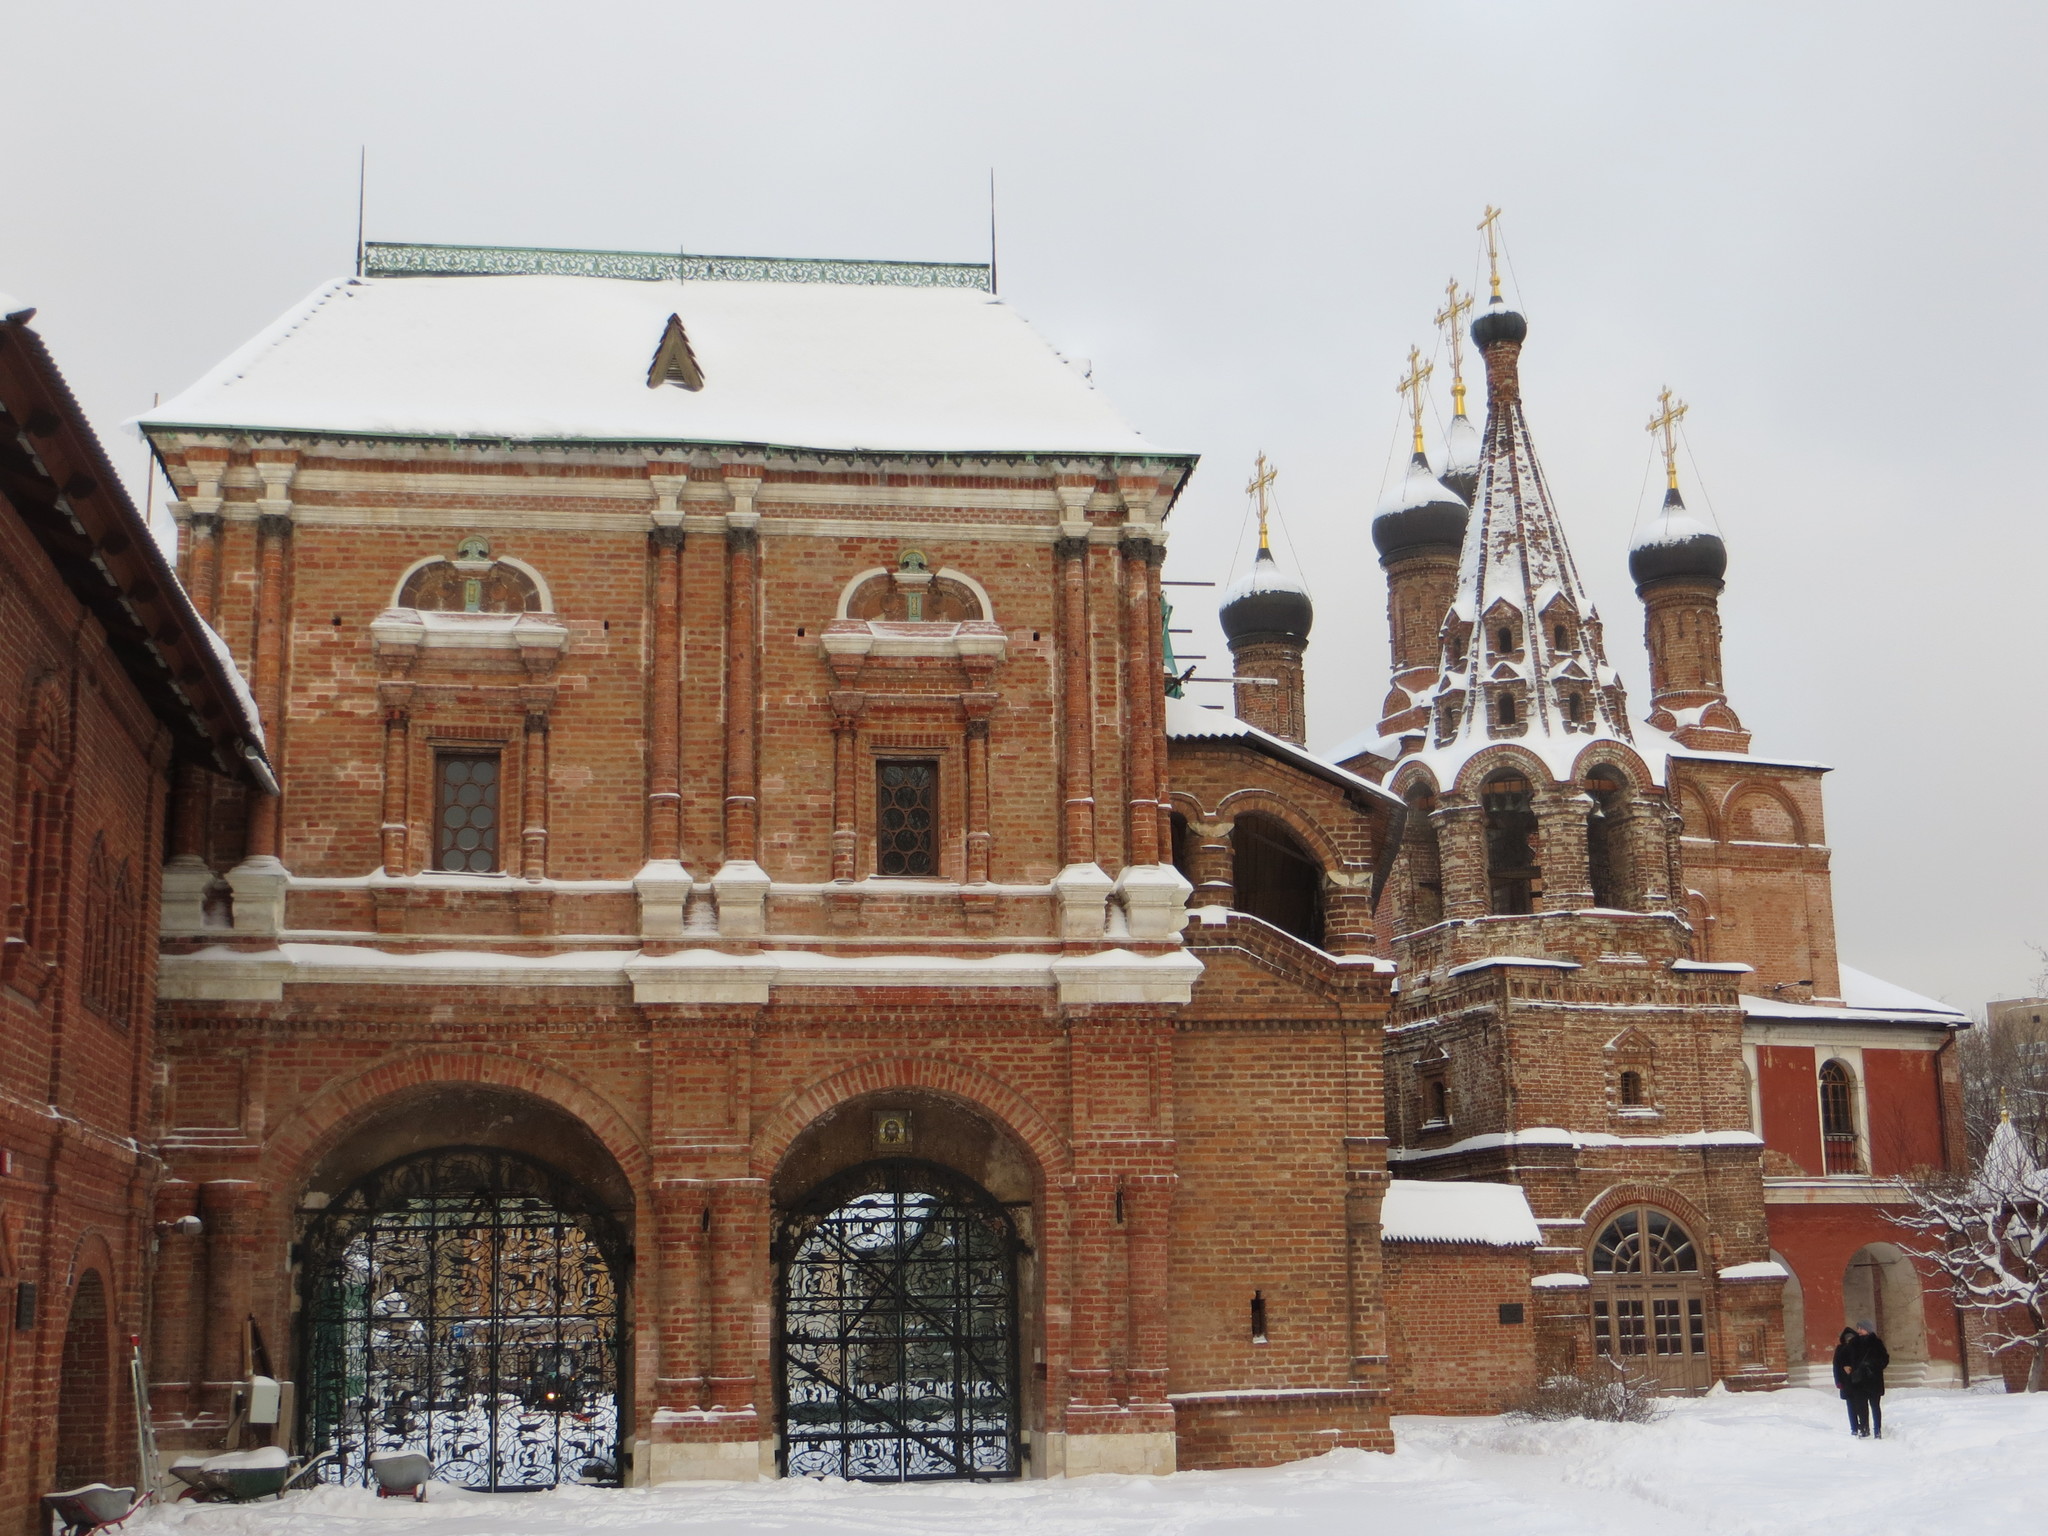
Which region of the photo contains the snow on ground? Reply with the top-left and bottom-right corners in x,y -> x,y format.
146,1389 -> 2046,1536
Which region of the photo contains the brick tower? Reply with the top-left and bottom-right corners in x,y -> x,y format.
1631,391 -> 1749,752
1371,273 -> 1785,1392
1219,455 -> 1313,744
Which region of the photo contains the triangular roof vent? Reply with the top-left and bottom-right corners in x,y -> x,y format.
646,313 -> 704,391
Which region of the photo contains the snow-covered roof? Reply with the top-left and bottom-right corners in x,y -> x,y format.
1437,412 -> 1481,479
1221,544 -> 1309,606
0,287 -> 29,320
1741,965 -> 1969,1028
1164,694 -> 1403,808
139,271 -> 1181,459
1380,1180 -> 1540,1246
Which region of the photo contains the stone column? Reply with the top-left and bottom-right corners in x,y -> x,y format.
712,475 -> 770,935
1119,536 -> 1159,868
1433,800 -> 1489,921
161,765 -> 216,931
646,524 -> 686,860
228,485 -> 292,934
199,1180 -> 262,1413
520,706 -> 550,878
378,687 -> 411,874
828,691 -> 865,882
1190,817 -> 1234,907
962,693 -> 995,884
183,511 -> 222,628
1144,542 -> 1174,858
1537,789 -> 1595,910
1054,526 -> 1096,865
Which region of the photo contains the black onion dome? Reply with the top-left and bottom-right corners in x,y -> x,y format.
1629,486 -> 1727,585
1219,546 -> 1313,645
1470,295 -> 1528,348
1372,453 -> 1469,560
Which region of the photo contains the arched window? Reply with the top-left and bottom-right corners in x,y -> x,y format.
1554,624 -> 1569,650
1496,627 -> 1514,653
1820,1060 -> 1861,1175
1619,1069 -> 1644,1107
1482,772 -> 1540,915
1588,1207 -> 1709,1389
1498,693 -> 1518,726
398,539 -> 545,614
1585,766 -> 1629,909
1565,693 -> 1582,722
1231,812 -> 1324,948
1430,1079 -> 1450,1122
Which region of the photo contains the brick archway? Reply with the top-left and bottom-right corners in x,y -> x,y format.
752,1055 -> 1069,1183
266,1048 -> 652,1209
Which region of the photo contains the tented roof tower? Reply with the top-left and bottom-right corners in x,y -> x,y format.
1425,295 -> 1635,772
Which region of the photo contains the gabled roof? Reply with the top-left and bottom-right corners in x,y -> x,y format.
1741,963 -> 1969,1028
1165,695 -> 1404,809
0,298 -> 263,780
140,267 -> 1184,461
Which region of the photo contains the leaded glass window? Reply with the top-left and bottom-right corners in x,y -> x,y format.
877,761 -> 937,877
1591,1208 -> 1699,1274
438,753 -> 501,873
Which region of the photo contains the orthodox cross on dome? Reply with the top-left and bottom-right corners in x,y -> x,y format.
1436,277 -> 1474,417
1397,347 -> 1435,457
1478,205 -> 1504,300
1647,386 -> 1689,492
1245,450 -> 1279,553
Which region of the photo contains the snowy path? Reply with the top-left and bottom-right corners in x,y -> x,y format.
147,1389 -> 2046,1536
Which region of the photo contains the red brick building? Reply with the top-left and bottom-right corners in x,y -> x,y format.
128,240 -> 1969,1495
0,292 -> 260,1531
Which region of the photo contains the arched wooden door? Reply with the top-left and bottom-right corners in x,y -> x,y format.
1589,1207 -> 1711,1391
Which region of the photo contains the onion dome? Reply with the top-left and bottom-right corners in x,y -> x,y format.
1629,485 -> 1727,585
1439,412 -> 1482,505
1470,294 -> 1527,348
1219,542 -> 1313,645
1372,452 -> 1469,560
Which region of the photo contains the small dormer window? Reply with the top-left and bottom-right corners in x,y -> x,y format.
1499,693 -> 1517,726
1566,693 -> 1582,722
647,313 -> 705,390
1555,624 -> 1569,650
1497,627 -> 1514,653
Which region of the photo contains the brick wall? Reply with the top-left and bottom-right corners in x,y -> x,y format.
1383,1242 -> 1536,1413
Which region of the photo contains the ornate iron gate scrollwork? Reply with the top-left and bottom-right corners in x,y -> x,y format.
776,1160 -> 1019,1481
301,1147 -> 628,1489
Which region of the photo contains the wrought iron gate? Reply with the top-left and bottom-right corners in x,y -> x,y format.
301,1147 -> 626,1489
777,1161 -> 1018,1481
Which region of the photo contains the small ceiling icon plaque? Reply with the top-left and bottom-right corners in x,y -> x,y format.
873,1110 -> 913,1151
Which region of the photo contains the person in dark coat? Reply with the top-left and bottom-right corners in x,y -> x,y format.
1833,1321 -> 1890,1437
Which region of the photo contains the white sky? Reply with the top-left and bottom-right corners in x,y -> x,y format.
5,1 -> 2041,1012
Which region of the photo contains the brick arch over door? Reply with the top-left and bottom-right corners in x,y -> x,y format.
265,1048 -> 653,1206
1576,1182 -> 1716,1249
751,1054 -> 1070,1184
1212,787 -> 1348,876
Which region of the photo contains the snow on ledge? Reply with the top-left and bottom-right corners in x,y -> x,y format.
1672,960 -> 1753,974
158,940 -> 1202,1006
1391,1126 -> 1763,1163
1531,1272 -> 1590,1288
1447,955 -> 1583,977
1380,1180 -> 1540,1247
1718,1260 -> 1789,1281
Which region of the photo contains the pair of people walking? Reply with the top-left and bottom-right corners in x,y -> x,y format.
1833,1322 -> 1890,1438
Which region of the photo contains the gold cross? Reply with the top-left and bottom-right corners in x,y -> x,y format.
1478,205 -> 1504,299
1396,346 -> 1435,456
1245,451 -> 1279,551
1435,277 -> 1474,416
1646,386 -> 1689,492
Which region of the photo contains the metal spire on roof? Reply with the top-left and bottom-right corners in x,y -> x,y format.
1436,277 -> 1474,418
1397,347 -> 1435,458
1647,386 -> 1690,493
1478,205 -> 1504,300
1246,450 -> 1278,554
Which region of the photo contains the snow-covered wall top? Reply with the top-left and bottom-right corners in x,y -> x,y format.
139,273 -> 1176,458
363,241 -> 993,289
1380,1179 -> 1541,1246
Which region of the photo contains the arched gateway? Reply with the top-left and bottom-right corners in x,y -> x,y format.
776,1159 -> 1020,1481
300,1147 -> 627,1489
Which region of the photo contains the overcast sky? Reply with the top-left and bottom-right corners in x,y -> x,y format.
5,1 -> 2041,1011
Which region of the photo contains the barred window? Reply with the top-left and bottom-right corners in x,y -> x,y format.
876,761 -> 937,877
437,753 -> 501,873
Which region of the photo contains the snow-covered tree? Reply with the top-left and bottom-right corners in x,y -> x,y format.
1892,1114 -> 2048,1391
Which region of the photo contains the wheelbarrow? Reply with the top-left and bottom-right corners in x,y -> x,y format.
42,1485 -> 143,1536
167,1446 -> 333,1502
367,1450 -> 433,1501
